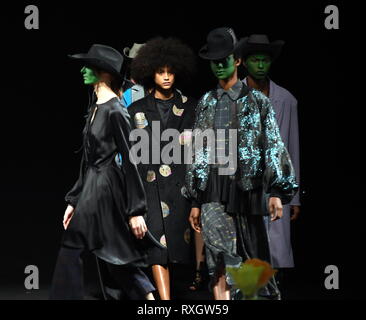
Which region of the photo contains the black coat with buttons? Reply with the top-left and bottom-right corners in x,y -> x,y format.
128,90 -> 197,265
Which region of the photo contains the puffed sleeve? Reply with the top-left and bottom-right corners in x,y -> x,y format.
256,92 -> 299,204
65,151 -> 86,208
109,106 -> 147,217
184,95 -> 206,209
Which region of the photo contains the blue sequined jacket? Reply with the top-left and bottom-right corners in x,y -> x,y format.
185,84 -> 298,204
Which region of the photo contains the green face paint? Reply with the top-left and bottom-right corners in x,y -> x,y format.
245,54 -> 272,80
210,55 -> 236,80
80,66 -> 100,85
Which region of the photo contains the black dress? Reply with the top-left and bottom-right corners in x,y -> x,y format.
128,91 -> 196,265
62,97 -> 148,267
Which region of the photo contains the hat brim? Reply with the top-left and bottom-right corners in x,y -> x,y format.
240,40 -> 285,61
68,54 -> 123,81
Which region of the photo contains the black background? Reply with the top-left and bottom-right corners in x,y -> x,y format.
0,0 -> 358,300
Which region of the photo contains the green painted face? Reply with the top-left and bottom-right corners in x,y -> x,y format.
245,54 -> 272,80
210,55 -> 236,80
80,66 -> 100,85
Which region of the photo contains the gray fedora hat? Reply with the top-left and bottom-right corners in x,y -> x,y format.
123,43 -> 145,59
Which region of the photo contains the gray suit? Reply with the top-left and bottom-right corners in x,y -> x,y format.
243,78 -> 301,268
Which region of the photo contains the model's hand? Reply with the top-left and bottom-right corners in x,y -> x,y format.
63,205 -> 75,230
268,197 -> 283,221
129,216 -> 147,239
290,205 -> 300,221
189,208 -> 202,233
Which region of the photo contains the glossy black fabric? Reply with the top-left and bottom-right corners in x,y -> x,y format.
128,91 -> 196,265
62,97 -> 148,266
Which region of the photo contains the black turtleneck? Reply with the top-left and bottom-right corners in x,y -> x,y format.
155,95 -> 175,128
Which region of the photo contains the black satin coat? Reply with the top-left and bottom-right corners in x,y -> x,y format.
62,97 -> 148,267
128,91 -> 196,265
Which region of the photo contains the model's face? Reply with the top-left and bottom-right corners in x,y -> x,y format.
154,66 -> 175,90
210,54 -> 236,80
245,54 -> 272,80
81,66 -> 100,85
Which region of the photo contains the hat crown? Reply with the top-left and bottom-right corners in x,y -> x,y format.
240,34 -> 285,61
87,44 -> 123,71
206,27 -> 237,52
198,27 -> 239,60
247,34 -> 270,45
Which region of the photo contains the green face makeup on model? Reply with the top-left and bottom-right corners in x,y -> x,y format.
81,66 -> 100,85
210,55 -> 236,80
245,54 -> 272,80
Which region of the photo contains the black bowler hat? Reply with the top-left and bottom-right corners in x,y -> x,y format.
68,44 -> 124,80
240,34 -> 285,61
199,27 -> 243,60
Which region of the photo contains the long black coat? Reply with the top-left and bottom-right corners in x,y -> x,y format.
63,97 -> 148,267
128,90 -> 197,265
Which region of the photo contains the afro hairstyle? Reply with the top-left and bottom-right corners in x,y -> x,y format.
130,37 -> 196,90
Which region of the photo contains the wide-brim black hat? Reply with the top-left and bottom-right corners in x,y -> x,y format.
199,27 -> 243,60
240,34 -> 285,61
68,44 -> 124,81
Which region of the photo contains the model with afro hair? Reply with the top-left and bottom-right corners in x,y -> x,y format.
130,37 -> 196,91
127,37 -> 198,300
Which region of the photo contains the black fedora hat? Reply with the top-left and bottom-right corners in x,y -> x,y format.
240,34 -> 285,61
68,44 -> 124,80
199,27 -> 243,60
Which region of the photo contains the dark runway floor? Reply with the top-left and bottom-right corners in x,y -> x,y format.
0,196 -> 360,301
0,261 -> 352,300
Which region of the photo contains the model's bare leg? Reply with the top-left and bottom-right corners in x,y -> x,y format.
194,232 -> 205,269
212,268 -> 231,300
152,264 -> 170,300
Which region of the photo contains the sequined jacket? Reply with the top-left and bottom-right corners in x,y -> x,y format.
185,84 -> 298,204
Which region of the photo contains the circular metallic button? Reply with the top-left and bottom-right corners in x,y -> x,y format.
179,131 -> 192,145
134,112 -> 148,129
159,164 -> 172,177
172,105 -> 184,117
160,235 -> 167,247
161,201 -> 170,218
146,170 -> 156,182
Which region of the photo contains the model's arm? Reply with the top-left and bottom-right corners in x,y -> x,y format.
185,95 -> 206,211
110,107 -> 148,239
110,107 -> 147,217
185,95 -> 208,230
288,98 -> 301,204
62,148 -> 86,229
257,92 -> 299,205
64,150 -> 86,209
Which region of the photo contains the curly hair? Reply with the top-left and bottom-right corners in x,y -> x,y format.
130,37 -> 196,90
